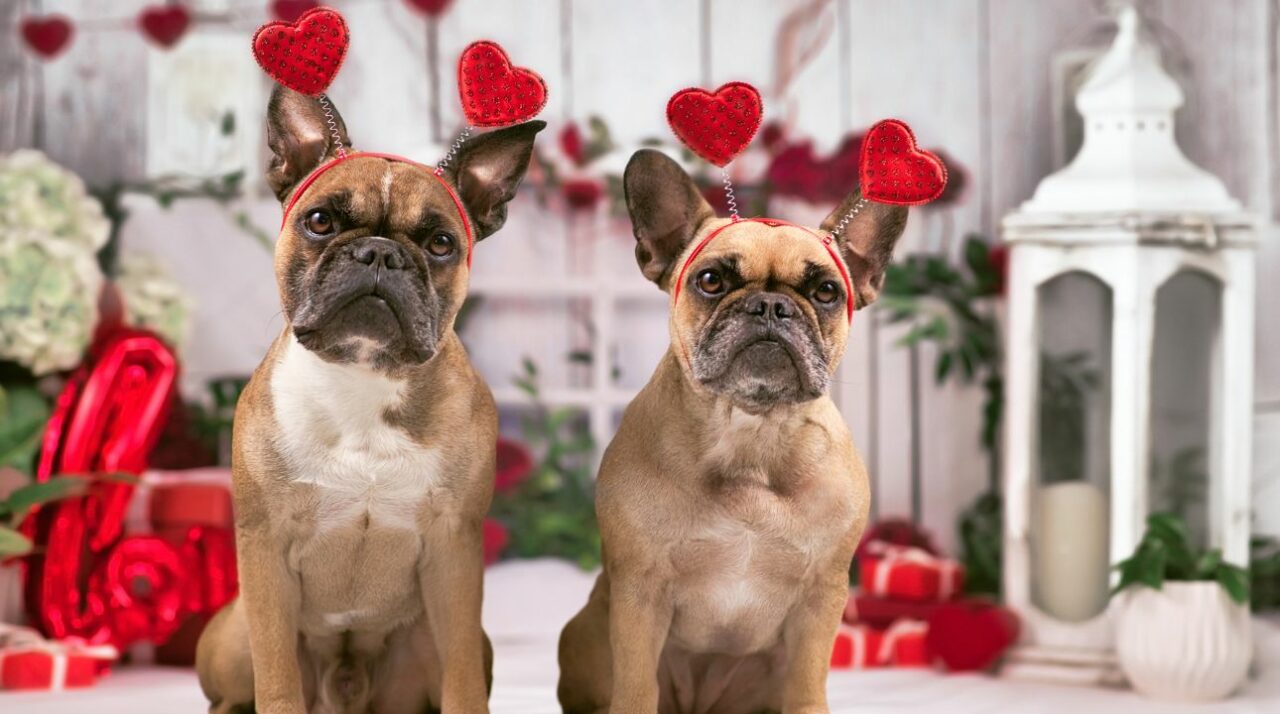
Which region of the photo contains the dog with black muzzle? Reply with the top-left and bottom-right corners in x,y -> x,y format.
557,149 -> 908,714
194,86 -> 543,714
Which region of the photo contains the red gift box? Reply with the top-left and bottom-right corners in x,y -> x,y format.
859,542 -> 964,602
830,622 -> 883,669
149,481 -> 234,537
0,626 -> 117,691
877,619 -> 932,668
845,592 -> 944,629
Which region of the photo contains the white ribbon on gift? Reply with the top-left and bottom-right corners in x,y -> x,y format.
0,623 -> 119,691
875,618 -> 929,665
836,623 -> 878,668
865,541 -> 961,600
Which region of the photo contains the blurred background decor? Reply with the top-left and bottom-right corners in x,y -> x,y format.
2,0 -> 1280,710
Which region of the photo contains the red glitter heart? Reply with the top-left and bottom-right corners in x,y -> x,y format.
858,119 -> 948,206
20,15 -> 74,59
666,83 -> 763,168
271,0 -> 319,23
139,5 -> 191,49
252,7 -> 350,97
457,41 -> 548,128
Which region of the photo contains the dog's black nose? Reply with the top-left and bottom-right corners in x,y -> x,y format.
352,237 -> 407,270
742,292 -> 797,320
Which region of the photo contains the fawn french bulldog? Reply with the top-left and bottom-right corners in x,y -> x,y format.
557,149 -> 908,714
195,86 -> 543,714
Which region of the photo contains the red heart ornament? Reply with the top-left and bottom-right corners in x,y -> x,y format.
20,15 -> 74,59
666,83 -> 763,168
405,0 -> 455,17
271,0 -> 319,23
858,119 -> 948,206
457,41 -> 548,128
252,7 -> 350,97
925,599 -> 1020,672
139,5 -> 191,49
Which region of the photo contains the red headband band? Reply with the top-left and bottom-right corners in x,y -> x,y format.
279,151 -> 476,268
671,217 -> 855,323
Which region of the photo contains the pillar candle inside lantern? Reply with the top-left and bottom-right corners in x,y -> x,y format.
1032,481 -> 1111,623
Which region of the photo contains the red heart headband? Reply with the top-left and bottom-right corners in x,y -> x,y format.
252,7 -> 547,267
665,81 -> 949,325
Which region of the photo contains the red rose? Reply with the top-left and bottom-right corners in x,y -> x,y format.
854,518 -> 940,563
494,438 -> 533,493
766,141 -> 825,202
483,519 -> 509,565
760,121 -> 786,153
559,123 -> 585,166
987,243 -> 1009,297
562,178 -> 604,211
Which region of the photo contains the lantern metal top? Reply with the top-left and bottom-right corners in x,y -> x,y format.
1010,6 -> 1245,228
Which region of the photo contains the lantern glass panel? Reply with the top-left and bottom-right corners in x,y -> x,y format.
1030,271 -> 1113,623
1149,270 -> 1220,549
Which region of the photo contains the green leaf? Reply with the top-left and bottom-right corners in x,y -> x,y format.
4,477 -> 89,525
0,385 -> 51,476
0,526 -> 32,558
1195,550 -> 1223,579
1217,564 -> 1251,605
934,352 -> 954,384
963,237 -> 990,277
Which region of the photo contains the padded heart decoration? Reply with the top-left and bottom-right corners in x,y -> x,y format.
666,82 -> 762,168
21,15 -> 74,59
858,119 -> 948,206
139,5 -> 191,49
457,41 -> 548,128
271,0 -> 320,23
253,7 -> 349,97
925,599 -> 1020,672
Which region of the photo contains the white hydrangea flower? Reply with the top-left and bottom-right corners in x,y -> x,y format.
0,150 -> 109,253
116,252 -> 192,352
0,230 -> 103,374
0,150 -> 109,374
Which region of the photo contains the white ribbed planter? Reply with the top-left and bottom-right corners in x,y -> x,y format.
1115,581 -> 1252,701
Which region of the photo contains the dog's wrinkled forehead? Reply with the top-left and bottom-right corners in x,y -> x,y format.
281,158 -> 469,242
682,220 -> 843,284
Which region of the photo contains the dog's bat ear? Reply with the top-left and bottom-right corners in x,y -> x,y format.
821,189 -> 908,309
624,149 -> 715,289
265,86 -> 352,202
448,120 -> 545,240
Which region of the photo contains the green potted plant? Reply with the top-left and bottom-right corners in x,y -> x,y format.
1112,513 -> 1252,701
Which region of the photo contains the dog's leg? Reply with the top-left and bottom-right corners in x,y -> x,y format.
237,528 -> 306,714
607,572 -> 673,714
419,513 -> 491,713
557,575 -> 614,713
779,575 -> 847,714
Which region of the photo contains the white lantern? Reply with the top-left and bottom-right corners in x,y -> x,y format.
999,7 -> 1256,683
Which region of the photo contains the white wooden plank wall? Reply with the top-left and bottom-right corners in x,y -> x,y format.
3,0 -> 1279,547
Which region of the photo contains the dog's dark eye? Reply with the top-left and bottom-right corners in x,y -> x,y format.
813,280 -> 840,304
426,233 -> 455,257
303,210 -> 335,237
695,269 -> 725,296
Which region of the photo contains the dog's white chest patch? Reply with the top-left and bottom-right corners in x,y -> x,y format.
271,336 -> 440,531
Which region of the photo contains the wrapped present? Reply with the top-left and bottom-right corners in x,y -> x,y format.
859,541 -> 964,602
146,469 -> 234,538
0,625 -> 117,691
830,622 -> 884,669
877,619 -> 932,668
845,591 -> 944,629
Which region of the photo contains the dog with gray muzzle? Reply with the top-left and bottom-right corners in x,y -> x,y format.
194,85 -> 543,714
557,148 -> 908,714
